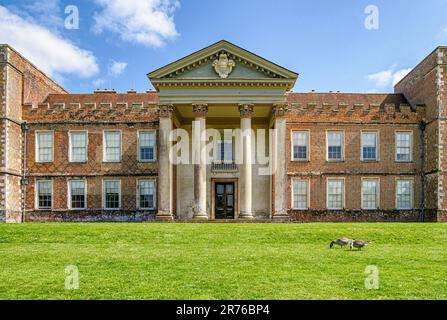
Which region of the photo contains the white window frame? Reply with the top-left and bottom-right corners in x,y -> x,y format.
136,179 -> 157,210
326,178 -> 345,210
103,130 -> 122,163
361,130 -> 379,162
326,130 -> 345,162
35,179 -> 53,210
395,131 -> 413,162
361,178 -> 380,210
67,179 -> 87,210
291,178 -> 310,210
138,130 -> 157,162
35,130 -> 54,163
396,178 -> 414,210
291,130 -> 310,161
102,179 -> 121,210
69,131 -> 88,163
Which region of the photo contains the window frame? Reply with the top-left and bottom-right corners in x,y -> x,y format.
361,178 -> 380,210
395,131 -> 413,162
138,130 -> 157,162
102,179 -> 121,210
35,179 -> 53,210
69,130 -> 88,163
395,178 -> 414,210
361,130 -> 379,162
326,130 -> 345,162
35,130 -> 54,163
291,130 -> 310,162
103,130 -> 122,163
136,179 -> 157,210
215,139 -> 234,163
326,178 -> 345,210
67,179 -> 87,210
291,178 -> 310,210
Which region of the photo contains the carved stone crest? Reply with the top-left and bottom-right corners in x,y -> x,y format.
212,53 -> 235,78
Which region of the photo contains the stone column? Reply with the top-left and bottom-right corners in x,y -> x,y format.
156,105 -> 174,221
239,104 -> 254,219
192,104 -> 208,220
272,103 -> 289,219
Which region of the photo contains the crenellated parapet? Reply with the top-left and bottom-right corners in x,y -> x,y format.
23,92 -> 160,123
286,93 -> 424,123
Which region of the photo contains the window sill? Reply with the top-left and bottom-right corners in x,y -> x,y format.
138,160 -> 157,163
292,159 -> 310,162
326,160 -> 344,163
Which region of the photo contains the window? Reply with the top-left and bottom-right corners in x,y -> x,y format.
362,132 -> 378,161
104,131 -> 121,162
327,179 -> 344,210
103,180 -> 120,209
362,179 -> 379,210
396,132 -> 412,162
36,131 -> 54,162
396,179 -> 413,209
327,131 -> 343,161
69,180 -> 86,209
292,179 -> 308,209
216,140 -> 233,162
69,132 -> 87,162
138,180 -> 155,209
37,180 -> 52,209
139,131 -> 156,161
292,131 -> 309,161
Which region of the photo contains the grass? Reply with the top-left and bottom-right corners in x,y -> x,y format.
0,223 -> 446,300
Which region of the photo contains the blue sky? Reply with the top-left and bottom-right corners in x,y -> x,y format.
1,0 -> 446,94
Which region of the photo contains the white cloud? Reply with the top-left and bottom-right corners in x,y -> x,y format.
92,0 -> 180,47
0,5 -> 99,78
367,67 -> 412,89
93,78 -> 106,88
108,60 -> 127,76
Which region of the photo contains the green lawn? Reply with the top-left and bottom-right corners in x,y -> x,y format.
0,223 -> 446,300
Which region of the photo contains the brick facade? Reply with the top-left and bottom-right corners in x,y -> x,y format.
1,43 -> 446,222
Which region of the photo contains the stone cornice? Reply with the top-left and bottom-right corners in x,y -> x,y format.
151,78 -> 295,90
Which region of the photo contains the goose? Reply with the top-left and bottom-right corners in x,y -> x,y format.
350,240 -> 369,250
329,238 -> 353,249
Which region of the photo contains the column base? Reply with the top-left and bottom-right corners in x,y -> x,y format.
156,212 -> 174,222
193,212 -> 209,221
239,212 -> 254,219
273,212 -> 289,222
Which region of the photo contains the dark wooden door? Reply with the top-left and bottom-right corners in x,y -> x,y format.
215,182 -> 235,219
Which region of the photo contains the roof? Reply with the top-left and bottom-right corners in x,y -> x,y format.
287,92 -> 410,106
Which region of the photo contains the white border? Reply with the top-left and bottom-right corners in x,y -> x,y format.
103,130 -> 122,163
69,130 -> 88,163
67,179 -> 87,210
102,179 -> 121,210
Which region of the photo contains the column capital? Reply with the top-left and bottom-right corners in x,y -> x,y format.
192,104 -> 209,118
272,103 -> 290,118
238,104 -> 254,118
157,104 -> 174,118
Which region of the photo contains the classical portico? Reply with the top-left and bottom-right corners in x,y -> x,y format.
148,40 -> 298,220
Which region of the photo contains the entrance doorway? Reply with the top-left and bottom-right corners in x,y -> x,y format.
215,182 -> 235,219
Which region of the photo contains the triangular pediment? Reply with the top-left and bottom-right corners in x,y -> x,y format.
148,40 -> 298,82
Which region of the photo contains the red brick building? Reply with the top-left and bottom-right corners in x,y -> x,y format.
0,41 -> 446,222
